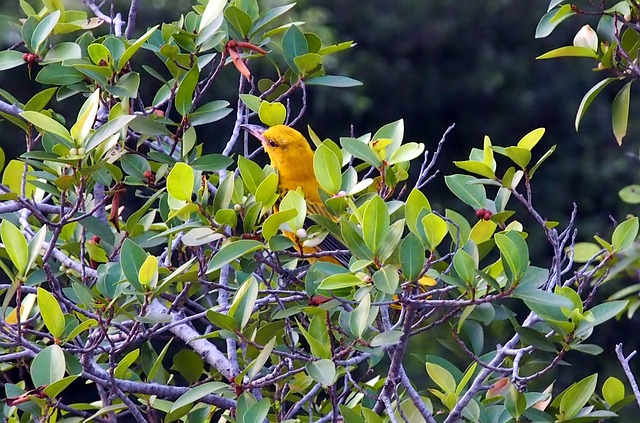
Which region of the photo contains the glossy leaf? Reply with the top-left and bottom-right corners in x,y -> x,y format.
1,220 -> 29,276
612,217 -> 638,251
175,65 -> 200,116
207,240 -> 264,273
314,143 -> 342,194
422,212 -> 448,251
444,174 -> 486,209
362,195 -> 389,254
306,75 -> 363,87
400,233 -> 425,281
306,359 -> 336,386
31,345 -> 65,387
258,101 -> 286,127
612,81 -> 632,145
170,382 -> 230,412
0,51 -> 26,71
37,287 -> 65,339
20,110 -> 71,141
167,162 -> 194,201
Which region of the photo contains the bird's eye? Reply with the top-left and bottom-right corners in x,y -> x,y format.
268,140 -> 278,147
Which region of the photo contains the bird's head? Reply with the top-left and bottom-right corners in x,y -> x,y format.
242,124 -> 313,168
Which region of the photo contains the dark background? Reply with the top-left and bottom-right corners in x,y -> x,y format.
1,0 -> 639,418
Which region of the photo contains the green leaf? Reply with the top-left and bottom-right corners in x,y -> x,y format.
603,377 -> 625,406
246,337 -> 276,381
167,162 -> 194,201
340,137 -> 382,167
306,359 -> 336,386
373,119 -> 404,154
225,6 -> 252,37
108,72 -> 140,98
117,26 -> 158,71
423,213 -> 448,251
362,195 -> 389,255
229,276 -> 259,330
282,24 -> 308,73
279,189 -> 307,229
388,142 -> 425,165
189,100 -> 232,126
405,188 -> 431,236
37,287 -> 65,339
170,382 -> 230,412
535,5 -> 576,38
248,2 -> 295,37
612,81 -> 632,145
24,87 -> 57,112
453,160 -> 496,179
400,233 -> 425,281
559,374 -> 598,418
612,217 -> 638,251
36,63 -> 84,85
258,101 -> 286,127
138,255 -> 158,287
514,288 -> 574,310
120,239 -> 147,292
41,42 -> 82,64
294,53 -> 322,75
426,362 -> 456,395
370,330 -> 403,347
453,249 -> 476,285
306,75 -> 363,87
239,94 -> 262,113
317,273 -> 362,290
497,231 -> 529,279
576,78 -> 616,130
619,184 -> 640,204
207,240 -> 264,273
31,10 -> 61,54
444,174 -> 486,209
31,345 -> 65,387
536,45 -> 598,59
1,220 -> 29,276
85,115 -> 136,153
175,65 -> 200,116
191,154 -> 233,172
20,110 -> 71,141
373,265 -> 400,294
0,51 -> 26,71
350,293 -> 370,338
589,300 -> 628,326
313,143 -> 342,194
504,146 -> 532,169
262,209 -> 298,240
199,0 -> 226,32
572,242 -> 603,263
517,127 -> 545,150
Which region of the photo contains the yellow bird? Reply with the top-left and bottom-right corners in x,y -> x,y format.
242,124 -> 349,266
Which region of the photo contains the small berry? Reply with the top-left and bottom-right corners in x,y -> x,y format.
22,53 -> 29,61
363,275 -> 373,283
296,228 -> 308,239
476,208 -> 487,219
233,204 -> 243,212
58,265 -> 66,272
624,13 -> 632,22
77,147 -> 85,155
483,211 -> 492,221
91,235 -> 100,244
69,148 -> 78,156
597,62 -> 605,71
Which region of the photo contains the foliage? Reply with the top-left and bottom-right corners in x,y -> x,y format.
536,0 -> 640,320
0,0 -> 636,422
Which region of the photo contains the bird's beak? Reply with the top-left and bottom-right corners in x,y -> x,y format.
241,124 -> 267,146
